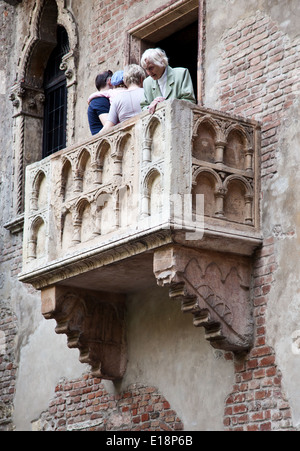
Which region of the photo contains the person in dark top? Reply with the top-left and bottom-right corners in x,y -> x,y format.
87,70 -> 113,135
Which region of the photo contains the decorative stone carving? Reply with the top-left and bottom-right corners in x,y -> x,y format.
19,100 -> 262,378
41,286 -> 127,380
154,245 -> 253,351
6,0 -> 78,230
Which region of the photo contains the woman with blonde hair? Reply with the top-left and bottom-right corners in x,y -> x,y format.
99,64 -> 146,134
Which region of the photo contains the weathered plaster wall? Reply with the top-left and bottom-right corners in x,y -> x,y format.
1,0 -> 235,431
1,0 -> 300,431
121,286 -> 234,431
205,0 -> 300,428
0,2 -> 20,430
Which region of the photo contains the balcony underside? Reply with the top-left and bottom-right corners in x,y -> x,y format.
19,225 -> 261,291
19,100 -> 262,379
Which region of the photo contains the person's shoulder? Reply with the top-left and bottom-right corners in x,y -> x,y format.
90,96 -> 110,106
143,76 -> 155,87
171,67 -> 189,75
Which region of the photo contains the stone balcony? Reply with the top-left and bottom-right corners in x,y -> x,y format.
19,100 -> 262,379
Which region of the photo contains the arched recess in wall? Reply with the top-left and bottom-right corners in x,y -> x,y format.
7,0 -> 78,231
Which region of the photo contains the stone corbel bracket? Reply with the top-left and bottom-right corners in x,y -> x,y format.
154,246 -> 254,352
41,286 -> 127,380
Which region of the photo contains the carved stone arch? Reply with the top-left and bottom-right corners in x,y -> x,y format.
117,183 -> 134,229
61,205 -> 73,250
16,0 -> 57,85
115,132 -> 133,160
142,115 -> 164,163
192,166 -> 222,188
225,123 -> 252,148
223,175 -> 254,225
56,0 -> 79,52
223,174 -> 253,197
8,0 -> 78,226
224,125 -> 252,171
75,148 -> 92,193
55,0 -> 79,145
192,168 -> 224,218
75,196 -> 91,220
94,189 -> 116,235
28,215 -> 46,260
72,197 -> 92,244
142,168 -> 163,217
61,157 -> 74,201
95,140 -> 113,185
113,132 -> 134,184
17,0 -> 78,91
192,116 -> 221,163
143,167 -> 162,192
31,169 -> 48,211
192,115 -> 221,140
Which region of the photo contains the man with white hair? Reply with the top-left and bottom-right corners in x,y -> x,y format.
140,48 -> 196,114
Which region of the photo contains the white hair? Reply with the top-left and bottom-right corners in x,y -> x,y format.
141,48 -> 169,69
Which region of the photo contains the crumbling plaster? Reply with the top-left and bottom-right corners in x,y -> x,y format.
264,105 -> 300,427
2,0 -> 300,431
206,0 -> 300,428
205,0 -> 300,108
112,286 -> 235,432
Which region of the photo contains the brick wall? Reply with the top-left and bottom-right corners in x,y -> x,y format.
0,237 -> 22,430
219,11 -> 300,431
91,0 -> 136,66
34,375 -> 183,431
0,308 -> 18,431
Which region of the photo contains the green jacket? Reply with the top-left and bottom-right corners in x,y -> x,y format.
141,66 -> 196,110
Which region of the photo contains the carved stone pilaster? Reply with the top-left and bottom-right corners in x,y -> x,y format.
154,246 -> 254,352
41,286 -> 127,380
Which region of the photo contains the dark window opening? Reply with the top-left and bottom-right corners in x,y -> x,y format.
156,21 -> 198,100
43,25 -> 70,158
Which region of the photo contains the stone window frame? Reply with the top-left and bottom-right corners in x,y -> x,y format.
125,0 -> 206,105
5,0 -> 78,234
